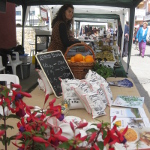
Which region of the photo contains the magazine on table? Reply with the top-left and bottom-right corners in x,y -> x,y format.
114,127 -> 150,150
111,117 -> 150,128
112,95 -> 144,108
110,107 -> 147,118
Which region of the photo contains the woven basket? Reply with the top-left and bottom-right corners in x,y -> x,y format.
64,43 -> 95,79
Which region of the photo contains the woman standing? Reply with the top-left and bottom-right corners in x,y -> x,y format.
48,4 -> 81,54
136,22 -> 148,58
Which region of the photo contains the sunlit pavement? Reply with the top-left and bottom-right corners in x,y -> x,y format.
122,44 -> 150,112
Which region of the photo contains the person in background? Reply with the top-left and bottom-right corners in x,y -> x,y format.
104,28 -> 107,38
99,28 -> 104,37
48,4 -> 81,54
122,21 -> 129,57
133,28 -> 139,50
136,22 -> 148,58
114,26 -> 117,36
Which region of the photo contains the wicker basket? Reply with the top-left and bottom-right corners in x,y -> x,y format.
64,43 -> 95,79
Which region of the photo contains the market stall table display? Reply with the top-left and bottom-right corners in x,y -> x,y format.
1,77 -> 150,150
22,77 -> 149,123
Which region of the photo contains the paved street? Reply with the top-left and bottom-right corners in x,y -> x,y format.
122,44 -> 150,112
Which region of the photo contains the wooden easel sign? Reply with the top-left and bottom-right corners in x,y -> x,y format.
36,50 -> 74,98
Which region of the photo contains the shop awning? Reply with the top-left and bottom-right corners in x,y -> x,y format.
7,0 -> 142,8
74,14 -> 120,20
7,0 -> 143,72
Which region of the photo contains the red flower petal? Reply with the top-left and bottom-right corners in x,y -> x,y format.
12,142 -> 24,148
55,128 -> 62,136
75,133 -> 81,139
19,91 -> 32,98
11,84 -> 22,90
70,121 -> 75,132
77,122 -> 88,128
26,105 -> 31,115
121,126 -> 128,136
0,130 -> 5,137
44,94 -> 49,106
28,106 -> 35,109
80,135 -> 87,141
97,123 -> 102,129
49,98 -> 56,106
15,133 -> 23,140
112,116 -> 117,122
104,131 -> 111,146
109,138 -> 120,145
88,132 -> 97,143
54,134 -> 68,142
109,148 -> 115,150
93,143 -> 99,150
33,136 -> 49,143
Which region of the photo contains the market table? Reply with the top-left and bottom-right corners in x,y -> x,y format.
1,77 -> 149,150
24,77 -> 150,123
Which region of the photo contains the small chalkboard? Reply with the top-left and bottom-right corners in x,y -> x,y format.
36,50 -> 74,98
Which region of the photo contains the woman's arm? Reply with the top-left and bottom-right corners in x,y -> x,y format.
59,23 -> 80,47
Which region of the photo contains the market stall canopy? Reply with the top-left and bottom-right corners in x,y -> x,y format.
74,14 -> 120,20
74,18 -> 117,23
49,5 -> 126,32
7,0 -> 143,72
7,0 -> 141,8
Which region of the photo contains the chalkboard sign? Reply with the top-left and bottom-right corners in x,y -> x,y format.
36,50 -> 74,98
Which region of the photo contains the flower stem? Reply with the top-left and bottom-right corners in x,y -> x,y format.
92,129 -> 101,147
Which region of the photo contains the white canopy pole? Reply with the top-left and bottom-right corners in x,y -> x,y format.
120,11 -> 125,56
23,6 -> 30,26
49,8 -> 53,31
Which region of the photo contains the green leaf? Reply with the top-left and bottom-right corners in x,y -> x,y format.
6,114 -> 20,120
40,126 -> 45,132
22,131 -> 31,136
9,135 -> 16,141
0,114 -> 3,119
34,134 -> 45,138
7,137 -> 11,145
102,129 -> 107,139
25,139 -> 32,146
34,143 -> 46,150
0,124 -> 14,130
3,102 -> 8,107
2,136 -> 6,145
68,140 -> 74,145
94,118 -> 102,123
1,88 -> 9,98
86,128 -> 98,133
58,142 -> 70,149
102,122 -> 110,127
97,141 -> 104,150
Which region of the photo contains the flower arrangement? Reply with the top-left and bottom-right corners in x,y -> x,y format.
0,84 -> 128,150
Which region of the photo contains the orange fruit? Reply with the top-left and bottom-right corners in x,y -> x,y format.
85,57 -> 94,63
74,54 -> 83,62
70,56 -> 75,62
85,55 -> 93,60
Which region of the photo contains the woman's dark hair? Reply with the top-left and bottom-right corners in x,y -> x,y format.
52,4 -> 74,29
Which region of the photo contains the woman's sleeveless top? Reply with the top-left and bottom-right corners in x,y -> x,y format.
48,21 -> 66,54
